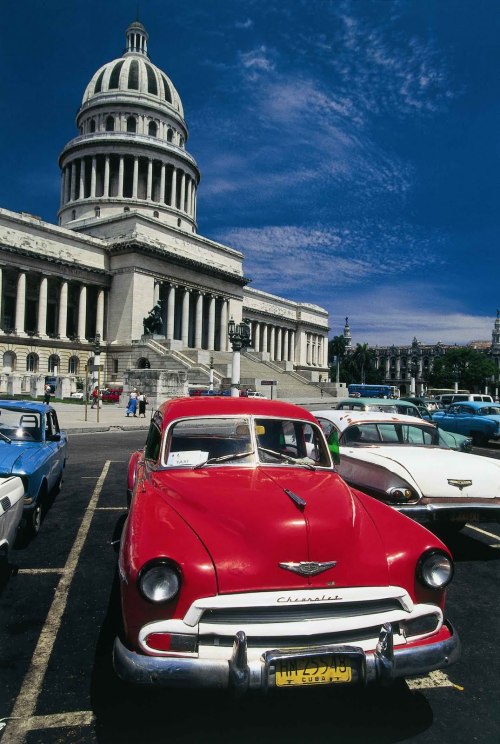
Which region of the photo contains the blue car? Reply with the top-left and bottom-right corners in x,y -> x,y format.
0,401 -> 68,538
432,401 -> 500,447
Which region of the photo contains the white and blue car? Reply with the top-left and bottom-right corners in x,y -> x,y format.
0,401 -> 67,539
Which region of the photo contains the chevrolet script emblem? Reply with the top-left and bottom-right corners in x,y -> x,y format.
279,561 -> 337,576
447,479 -> 472,490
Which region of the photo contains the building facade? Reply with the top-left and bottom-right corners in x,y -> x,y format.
0,21 -> 329,396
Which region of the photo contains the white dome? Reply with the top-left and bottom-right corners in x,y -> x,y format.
82,22 -> 184,117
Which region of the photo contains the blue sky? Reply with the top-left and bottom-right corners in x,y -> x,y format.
1,0 -> 498,346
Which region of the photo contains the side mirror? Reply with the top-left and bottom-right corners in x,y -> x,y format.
46,433 -> 61,442
328,430 -> 340,465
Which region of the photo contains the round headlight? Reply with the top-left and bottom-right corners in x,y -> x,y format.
138,561 -> 180,603
417,550 -> 453,589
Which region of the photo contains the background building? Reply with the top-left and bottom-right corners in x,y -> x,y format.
0,21 -> 329,399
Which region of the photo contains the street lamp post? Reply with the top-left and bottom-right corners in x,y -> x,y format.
228,318 -> 252,397
209,355 -> 214,391
94,333 -> 101,423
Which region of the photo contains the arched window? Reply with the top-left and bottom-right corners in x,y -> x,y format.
3,351 -> 16,373
105,116 -> 115,132
124,206 -> 130,213
128,60 -> 139,90
90,119 -> 96,133
26,353 -> 39,372
148,121 -> 158,137
126,116 -> 137,133
153,210 -> 159,218
68,356 -> 79,374
95,207 -> 100,218
71,210 -> 76,220
109,60 -> 124,89
167,128 -> 173,142
145,64 -> 158,95
179,136 -> 184,148
137,357 -> 151,369
48,355 -> 60,373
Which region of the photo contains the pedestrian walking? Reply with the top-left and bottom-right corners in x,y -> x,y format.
91,385 -> 99,409
126,389 -> 138,417
44,384 -> 51,404
138,392 -> 148,418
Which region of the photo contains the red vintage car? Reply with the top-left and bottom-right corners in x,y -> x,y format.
114,397 -> 460,691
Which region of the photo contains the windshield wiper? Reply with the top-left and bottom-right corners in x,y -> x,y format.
257,446 -> 315,469
193,450 -> 254,469
0,431 -> 11,443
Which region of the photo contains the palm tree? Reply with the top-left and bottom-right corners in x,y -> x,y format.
328,335 -> 347,382
351,343 -> 372,384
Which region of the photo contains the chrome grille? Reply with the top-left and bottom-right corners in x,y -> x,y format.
200,624 -> 401,648
200,599 -> 403,625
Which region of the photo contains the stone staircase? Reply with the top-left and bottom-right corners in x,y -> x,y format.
138,339 -> 333,400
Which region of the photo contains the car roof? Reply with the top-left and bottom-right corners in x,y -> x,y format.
158,396 -> 318,424
336,397 -> 418,408
448,401 -> 499,411
313,409 -> 433,432
0,399 -> 50,414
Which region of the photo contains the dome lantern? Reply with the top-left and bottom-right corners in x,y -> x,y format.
125,21 -> 149,57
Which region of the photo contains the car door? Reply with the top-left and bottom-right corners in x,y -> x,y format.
44,410 -> 65,488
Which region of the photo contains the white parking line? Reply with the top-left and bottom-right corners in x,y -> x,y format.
465,524 -> 500,543
1,461 -> 111,744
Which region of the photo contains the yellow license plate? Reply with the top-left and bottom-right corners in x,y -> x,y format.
275,655 -> 352,687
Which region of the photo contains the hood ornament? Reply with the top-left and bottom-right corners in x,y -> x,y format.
447,479 -> 472,490
279,561 -> 337,576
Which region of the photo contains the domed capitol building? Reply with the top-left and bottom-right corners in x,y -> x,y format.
0,21 -> 329,399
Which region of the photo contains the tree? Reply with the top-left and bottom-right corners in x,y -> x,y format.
428,348 -> 497,392
328,335 -> 347,382
343,343 -> 384,385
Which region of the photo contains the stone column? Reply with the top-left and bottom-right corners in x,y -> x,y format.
147,159 -> 153,201
132,156 -> 139,199
77,285 -> 87,340
96,288 -> 105,339
180,172 -> 186,212
276,328 -> 282,362
290,330 -> 296,363
208,295 -> 215,350
37,277 -> 48,337
181,288 -> 190,346
91,157 -> 97,198
104,156 -> 110,197
14,272 -> 26,336
195,291 -> 203,348
160,163 -> 166,204
269,326 -> 275,361
70,162 -> 77,201
186,178 -> 192,216
171,168 -> 177,208
58,280 -> 68,339
220,298 -> 228,351
79,158 -> 86,199
253,321 -> 260,352
118,156 -> 124,198
166,284 -> 175,340
262,324 -> 268,354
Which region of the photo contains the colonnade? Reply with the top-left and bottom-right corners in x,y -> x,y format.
0,267 -> 104,342
250,320 -> 296,363
60,154 -> 197,217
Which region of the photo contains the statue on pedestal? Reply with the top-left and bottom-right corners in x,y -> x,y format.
143,301 -> 163,335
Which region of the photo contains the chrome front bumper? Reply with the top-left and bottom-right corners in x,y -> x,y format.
113,621 -> 460,690
396,502 -> 500,523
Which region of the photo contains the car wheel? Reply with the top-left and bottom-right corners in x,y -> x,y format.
471,431 -> 488,447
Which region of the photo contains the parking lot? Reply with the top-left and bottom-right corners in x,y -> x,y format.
1,427 -> 499,743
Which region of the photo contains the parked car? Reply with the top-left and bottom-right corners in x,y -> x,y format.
432,402 -> 500,446
70,391 -> 84,400
435,393 -> 494,409
0,401 -> 68,537
114,397 -> 460,692
246,390 -> 267,398
400,397 -> 443,419
0,475 -> 25,560
331,398 -> 470,451
101,388 -> 122,403
314,409 -> 500,530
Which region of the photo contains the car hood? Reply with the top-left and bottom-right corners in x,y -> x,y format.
155,467 -> 390,594
340,446 -> 500,499
0,442 -> 37,473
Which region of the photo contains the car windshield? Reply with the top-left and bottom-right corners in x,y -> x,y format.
477,406 -> 500,416
341,422 -> 438,446
163,416 -> 331,468
0,407 -> 42,442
